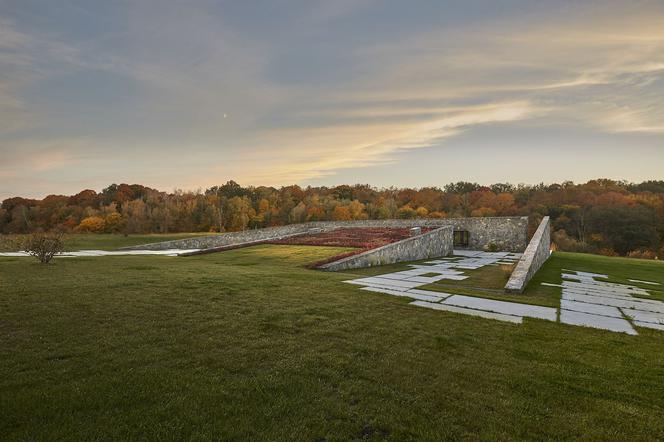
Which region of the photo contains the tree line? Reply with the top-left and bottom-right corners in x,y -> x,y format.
2,179 -> 663,258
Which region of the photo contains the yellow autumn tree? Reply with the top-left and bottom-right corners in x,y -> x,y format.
332,205 -> 352,221
76,216 -> 106,232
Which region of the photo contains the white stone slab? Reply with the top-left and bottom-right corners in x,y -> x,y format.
373,273 -> 413,280
360,287 -> 443,303
407,288 -> 453,299
620,309 -> 664,325
633,321 -> 664,331
405,275 -> 449,284
628,279 -> 661,286
560,300 -> 623,318
563,282 -> 650,296
452,250 -> 483,257
409,301 -> 523,324
562,274 -> 582,281
562,288 -> 641,301
562,292 -> 664,313
345,277 -> 422,289
346,281 -> 411,292
563,270 -> 609,279
559,310 -> 637,335
439,275 -> 469,281
442,295 -> 557,321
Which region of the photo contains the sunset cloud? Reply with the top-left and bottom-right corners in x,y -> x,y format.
1,1 -> 663,198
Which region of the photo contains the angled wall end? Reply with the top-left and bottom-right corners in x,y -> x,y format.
504,216 -> 551,294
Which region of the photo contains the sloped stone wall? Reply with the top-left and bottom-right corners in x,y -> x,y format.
504,217 -> 551,294
318,226 -> 453,271
121,217 -> 528,252
120,224 -> 319,250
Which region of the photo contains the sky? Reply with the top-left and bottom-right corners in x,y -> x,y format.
1,0 -> 663,199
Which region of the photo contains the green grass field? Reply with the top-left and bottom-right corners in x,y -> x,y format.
2,243 -> 664,440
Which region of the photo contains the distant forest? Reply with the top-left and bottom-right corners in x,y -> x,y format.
2,179 -> 664,258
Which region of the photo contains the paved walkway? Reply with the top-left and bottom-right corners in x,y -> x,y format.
344,251 -> 664,335
0,249 -> 199,257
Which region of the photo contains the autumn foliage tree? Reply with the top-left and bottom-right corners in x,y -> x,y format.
1,179 -> 663,258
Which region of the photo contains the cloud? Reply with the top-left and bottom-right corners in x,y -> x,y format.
229,101 -> 539,184
1,1 -> 663,197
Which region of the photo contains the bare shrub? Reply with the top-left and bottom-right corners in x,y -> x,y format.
626,249 -> 657,260
22,232 -> 65,264
552,229 -> 591,253
597,247 -> 618,257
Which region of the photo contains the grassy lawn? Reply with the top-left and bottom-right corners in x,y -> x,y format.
0,233 -> 217,251
2,245 -> 664,440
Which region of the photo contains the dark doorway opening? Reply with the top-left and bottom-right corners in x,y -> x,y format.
453,230 -> 470,248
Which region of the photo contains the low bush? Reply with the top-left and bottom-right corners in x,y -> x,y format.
552,230 -> 592,253
597,248 -> 618,257
22,232 -> 65,264
626,249 -> 657,260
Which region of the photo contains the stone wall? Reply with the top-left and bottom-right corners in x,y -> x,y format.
120,224 -> 319,250
319,226 -> 453,271
433,217 -> 528,251
121,217 -> 528,252
504,217 -> 551,294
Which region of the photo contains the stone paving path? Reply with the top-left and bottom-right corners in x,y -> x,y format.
344,251 -> 664,335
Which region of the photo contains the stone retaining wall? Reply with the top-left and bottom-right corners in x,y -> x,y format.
120,224 -> 318,250
504,217 -> 551,294
318,226 -> 453,271
121,217 -> 528,252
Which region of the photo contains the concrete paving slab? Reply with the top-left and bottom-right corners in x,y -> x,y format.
405,275 -> 449,284
628,279 -> 661,286
347,277 -> 422,289
620,309 -> 664,325
407,288 -> 453,299
409,301 -> 523,324
633,321 -> 664,331
373,273 -> 414,280
559,310 -> 637,335
563,270 -> 609,279
452,250 -> 483,257
442,295 -> 557,321
360,287 -> 443,303
562,293 -> 664,313
560,300 -> 623,318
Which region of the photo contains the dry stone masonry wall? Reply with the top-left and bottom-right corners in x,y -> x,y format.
121,217 -> 528,252
319,226 -> 454,271
504,217 -> 551,294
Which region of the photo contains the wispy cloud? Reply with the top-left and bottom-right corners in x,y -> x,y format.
1,1 -> 663,197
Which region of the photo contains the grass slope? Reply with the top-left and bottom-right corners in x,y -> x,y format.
1,246 -> 664,440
